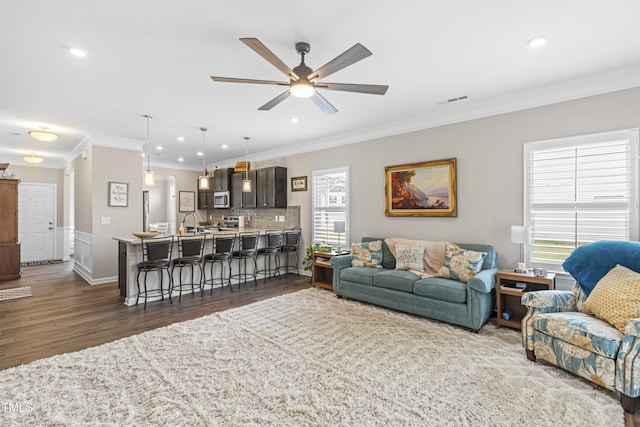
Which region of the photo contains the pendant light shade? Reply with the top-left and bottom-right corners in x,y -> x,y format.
198,127 -> 209,190
143,115 -> 155,187
242,136 -> 251,192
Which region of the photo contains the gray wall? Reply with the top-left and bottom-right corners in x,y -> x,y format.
285,86 -> 640,275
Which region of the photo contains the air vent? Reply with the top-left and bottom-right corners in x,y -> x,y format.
438,95 -> 469,105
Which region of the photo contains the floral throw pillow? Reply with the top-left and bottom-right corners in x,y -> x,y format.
394,244 -> 425,271
351,240 -> 383,268
435,244 -> 487,283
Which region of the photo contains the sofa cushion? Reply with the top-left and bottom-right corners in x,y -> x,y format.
413,277 -> 467,304
363,237 -> 395,269
385,238 -> 448,276
532,311 -> 622,359
583,264 -> 640,333
435,244 -> 486,283
340,267 -> 379,286
372,269 -> 417,293
394,244 -> 424,271
562,240 -> 640,296
351,240 -> 383,268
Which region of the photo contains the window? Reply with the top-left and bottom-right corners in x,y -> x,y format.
312,167 -> 349,248
524,129 -> 639,271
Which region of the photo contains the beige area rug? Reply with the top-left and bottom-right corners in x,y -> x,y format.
0,286 -> 31,302
0,288 -> 623,426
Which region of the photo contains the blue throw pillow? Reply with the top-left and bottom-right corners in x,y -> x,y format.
562,240 -> 640,296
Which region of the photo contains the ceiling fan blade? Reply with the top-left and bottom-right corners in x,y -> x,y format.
211,76 -> 289,86
311,92 -> 338,115
316,82 -> 388,95
258,90 -> 291,111
308,43 -> 372,82
240,38 -> 299,81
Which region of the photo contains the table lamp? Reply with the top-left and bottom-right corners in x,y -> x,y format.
334,221 -> 346,253
511,225 -> 530,273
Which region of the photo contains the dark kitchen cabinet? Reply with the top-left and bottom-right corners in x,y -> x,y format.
256,167 -> 287,208
197,178 -> 214,209
213,168 -> 234,191
232,171 -> 256,209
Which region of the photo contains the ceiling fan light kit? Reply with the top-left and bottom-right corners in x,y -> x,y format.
211,38 -> 388,114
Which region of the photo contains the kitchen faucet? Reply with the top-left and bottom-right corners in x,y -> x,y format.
182,212 -> 197,233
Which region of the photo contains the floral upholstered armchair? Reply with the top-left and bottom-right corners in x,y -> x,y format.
521,241 -> 640,414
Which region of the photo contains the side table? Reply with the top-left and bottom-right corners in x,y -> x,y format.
496,269 -> 556,330
312,251 -> 349,290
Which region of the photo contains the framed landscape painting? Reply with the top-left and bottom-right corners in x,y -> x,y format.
385,158 -> 457,217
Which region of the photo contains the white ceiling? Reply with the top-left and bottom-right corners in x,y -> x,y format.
2,1 -> 640,170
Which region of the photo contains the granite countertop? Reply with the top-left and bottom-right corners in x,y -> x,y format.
113,227 -> 276,244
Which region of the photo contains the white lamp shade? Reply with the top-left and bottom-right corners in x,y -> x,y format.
333,221 -> 346,234
143,170 -> 156,187
511,225 -> 529,244
198,176 -> 209,190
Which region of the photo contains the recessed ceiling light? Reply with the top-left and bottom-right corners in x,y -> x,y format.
527,35 -> 547,48
177,136 -> 184,142
178,157 -> 184,162
222,144 -> 228,149
289,117 -> 299,123
141,153 -> 145,157
197,151 -> 203,156
156,146 -> 163,150
69,48 -> 87,57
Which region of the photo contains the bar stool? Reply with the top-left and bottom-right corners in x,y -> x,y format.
170,234 -> 205,302
136,235 -> 174,309
257,230 -> 283,283
203,233 -> 236,293
281,228 -> 301,276
231,231 -> 259,287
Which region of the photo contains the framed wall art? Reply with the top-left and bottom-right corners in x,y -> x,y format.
291,176 -> 307,192
385,158 -> 457,217
108,182 -> 129,207
179,191 -> 195,212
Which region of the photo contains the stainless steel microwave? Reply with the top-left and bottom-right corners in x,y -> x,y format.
213,191 -> 230,208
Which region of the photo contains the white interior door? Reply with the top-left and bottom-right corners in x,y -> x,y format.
18,183 -> 56,262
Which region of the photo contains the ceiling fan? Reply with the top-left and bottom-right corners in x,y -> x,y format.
211,38 -> 388,114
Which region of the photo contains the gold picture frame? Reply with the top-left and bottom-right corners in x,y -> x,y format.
291,176 -> 307,192
385,158 -> 457,217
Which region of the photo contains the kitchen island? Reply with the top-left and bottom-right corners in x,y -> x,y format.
114,227 -> 271,306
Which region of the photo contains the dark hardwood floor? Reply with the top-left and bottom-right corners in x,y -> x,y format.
0,261 -> 311,371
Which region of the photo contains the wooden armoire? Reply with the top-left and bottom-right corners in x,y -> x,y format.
0,178 -> 21,280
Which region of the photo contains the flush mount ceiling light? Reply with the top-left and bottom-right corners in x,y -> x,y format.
242,136 -> 252,193
142,114 -> 155,187
23,153 -> 44,164
527,35 -> 548,48
28,127 -> 58,142
198,127 -> 209,190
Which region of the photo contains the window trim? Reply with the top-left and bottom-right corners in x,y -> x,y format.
523,128 -> 639,271
311,167 -> 350,247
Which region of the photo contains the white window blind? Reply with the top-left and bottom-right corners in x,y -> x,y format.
524,129 -> 639,271
312,167 -> 349,248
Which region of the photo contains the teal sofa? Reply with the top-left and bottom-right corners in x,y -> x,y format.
330,237 -> 498,331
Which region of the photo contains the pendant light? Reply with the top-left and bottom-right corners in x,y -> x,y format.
242,136 -> 251,192
198,127 -> 209,190
143,114 -> 155,187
